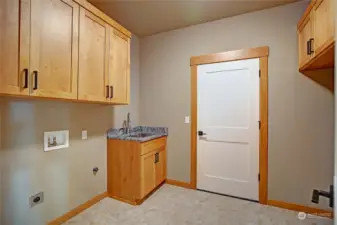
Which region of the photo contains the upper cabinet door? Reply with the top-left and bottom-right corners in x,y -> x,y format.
78,8 -> 110,103
30,0 -> 79,99
298,14 -> 313,68
312,0 -> 335,54
0,0 -> 30,95
109,28 -> 130,104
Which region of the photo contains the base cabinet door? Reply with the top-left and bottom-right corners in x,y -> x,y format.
109,28 -> 130,104
0,0 -> 30,95
140,152 -> 156,199
155,149 -> 166,186
78,8 -> 110,103
30,0 -> 79,99
313,0 -> 335,54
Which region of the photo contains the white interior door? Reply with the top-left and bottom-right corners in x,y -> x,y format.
197,58 -> 260,201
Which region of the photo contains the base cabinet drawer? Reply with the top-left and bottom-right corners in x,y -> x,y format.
140,137 -> 166,155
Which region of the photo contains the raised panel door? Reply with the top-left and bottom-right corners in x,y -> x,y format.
313,0 -> 335,53
155,149 -> 166,186
109,28 -> 130,104
298,14 -> 313,68
78,8 -> 110,103
140,152 -> 155,199
0,0 -> 30,95
30,0 -> 79,99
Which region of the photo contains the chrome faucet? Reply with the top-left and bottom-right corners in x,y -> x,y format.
126,112 -> 131,133
122,113 -> 132,134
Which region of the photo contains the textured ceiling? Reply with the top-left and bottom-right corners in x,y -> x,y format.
89,0 -> 300,37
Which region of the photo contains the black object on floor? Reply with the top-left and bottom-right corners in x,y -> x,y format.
312,185 -> 334,208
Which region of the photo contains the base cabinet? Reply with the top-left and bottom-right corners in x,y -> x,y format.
107,137 -> 167,204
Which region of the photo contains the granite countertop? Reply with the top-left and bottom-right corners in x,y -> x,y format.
107,126 -> 168,142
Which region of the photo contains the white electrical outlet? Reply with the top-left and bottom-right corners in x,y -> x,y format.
82,130 -> 88,140
185,116 -> 190,124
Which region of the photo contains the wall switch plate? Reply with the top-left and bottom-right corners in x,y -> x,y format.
82,130 -> 87,140
44,130 -> 69,152
185,116 -> 190,124
30,192 -> 44,208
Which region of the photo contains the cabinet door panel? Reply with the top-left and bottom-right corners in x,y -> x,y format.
109,28 -> 130,104
298,15 -> 313,68
155,149 -> 166,186
140,152 -> 155,198
30,0 -> 79,99
0,0 -> 30,95
78,9 -> 110,103
313,0 -> 335,53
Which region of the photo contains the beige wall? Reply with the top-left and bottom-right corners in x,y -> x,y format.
140,1 -> 334,209
0,35 -> 140,225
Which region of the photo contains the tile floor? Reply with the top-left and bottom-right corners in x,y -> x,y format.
64,185 -> 332,225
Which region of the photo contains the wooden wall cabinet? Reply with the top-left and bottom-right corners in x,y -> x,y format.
107,137 -> 167,205
0,0 -> 131,104
0,0 -> 30,96
78,9 -> 110,103
312,0 -> 335,54
30,0 -> 79,100
298,14 -> 314,68
109,28 -> 130,104
298,0 -> 335,71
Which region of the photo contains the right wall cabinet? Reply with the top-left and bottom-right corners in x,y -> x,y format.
298,0 -> 335,71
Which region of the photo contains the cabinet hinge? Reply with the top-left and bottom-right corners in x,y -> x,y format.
259,121 -> 261,130
259,70 -> 261,78
258,173 -> 260,182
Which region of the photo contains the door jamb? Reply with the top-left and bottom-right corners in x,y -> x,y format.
190,46 -> 269,204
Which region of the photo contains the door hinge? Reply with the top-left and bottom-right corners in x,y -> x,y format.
258,173 -> 260,182
259,70 -> 261,78
258,121 -> 261,129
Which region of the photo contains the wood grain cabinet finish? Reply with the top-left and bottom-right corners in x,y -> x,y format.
0,0 -> 30,96
155,149 -> 166,186
30,0 -> 79,99
312,0 -> 335,54
107,137 -> 167,204
140,152 -> 156,198
298,14 -> 313,68
78,9 -> 110,103
298,0 -> 335,71
0,0 -> 131,104
109,28 -> 130,104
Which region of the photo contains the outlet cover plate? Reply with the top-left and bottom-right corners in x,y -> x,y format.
82,130 -> 88,140
30,192 -> 44,208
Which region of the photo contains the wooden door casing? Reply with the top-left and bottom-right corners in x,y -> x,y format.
78,8 -> 110,103
30,0 -> 79,99
0,0 -> 30,95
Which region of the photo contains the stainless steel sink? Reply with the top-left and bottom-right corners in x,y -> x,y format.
128,133 -> 154,138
